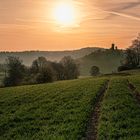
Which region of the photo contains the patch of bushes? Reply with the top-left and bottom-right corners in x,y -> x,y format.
3,56 -> 79,87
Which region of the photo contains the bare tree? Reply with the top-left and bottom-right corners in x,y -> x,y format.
60,56 -> 79,80
125,34 -> 140,68
118,34 -> 140,71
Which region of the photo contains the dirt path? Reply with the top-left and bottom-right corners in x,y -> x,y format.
84,80 -> 109,140
127,80 -> 140,103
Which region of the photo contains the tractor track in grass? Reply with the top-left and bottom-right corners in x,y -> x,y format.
84,80 -> 109,140
127,80 -> 140,103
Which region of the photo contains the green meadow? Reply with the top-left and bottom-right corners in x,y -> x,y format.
0,71 -> 140,140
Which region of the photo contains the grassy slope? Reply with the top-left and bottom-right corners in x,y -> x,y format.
0,72 -> 4,86
98,78 -> 140,140
0,70 -> 140,139
78,50 -> 124,75
0,78 -> 107,140
128,75 -> 140,92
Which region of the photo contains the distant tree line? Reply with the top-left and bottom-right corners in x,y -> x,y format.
118,34 -> 140,71
3,56 -> 79,87
0,64 -> 6,72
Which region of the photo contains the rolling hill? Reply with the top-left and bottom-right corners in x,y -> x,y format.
0,47 -> 102,66
78,49 -> 124,75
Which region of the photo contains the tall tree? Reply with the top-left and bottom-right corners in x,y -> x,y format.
60,56 -> 79,80
125,34 -> 140,68
31,56 -> 48,73
30,57 -> 54,83
129,33 -> 140,66
118,34 -> 140,71
50,62 -> 64,80
4,56 -> 26,86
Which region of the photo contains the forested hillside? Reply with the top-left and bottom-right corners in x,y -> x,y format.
78,49 -> 124,75
0,47 -> 102,65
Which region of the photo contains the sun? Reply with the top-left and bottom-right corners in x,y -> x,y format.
53,2 -> 77,27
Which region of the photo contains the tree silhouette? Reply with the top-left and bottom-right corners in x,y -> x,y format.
118,34 -> 140,71
4,56 -> 26,86
90,66 -> 100,76
60,56 -> 79,80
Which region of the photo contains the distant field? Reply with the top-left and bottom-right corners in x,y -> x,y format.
78,50 -> 124,75
0,71 -> 140,139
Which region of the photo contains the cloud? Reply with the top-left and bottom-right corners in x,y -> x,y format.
107,11 -> 140,21
88,1 -> 140,22
85,0 -> 140,21
114,1 -> 140,11
0,23 -> 32,29
93,0 -> 140,11
16,18 -> 54,24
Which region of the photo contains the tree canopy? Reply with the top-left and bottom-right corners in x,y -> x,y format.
90,66 -> 100,76
118,34 -> 140,71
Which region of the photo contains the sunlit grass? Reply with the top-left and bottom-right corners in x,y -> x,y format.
0,77 -> 107,139
98,78 -> 140,139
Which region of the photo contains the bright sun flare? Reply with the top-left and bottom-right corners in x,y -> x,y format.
53,2 -> 77,27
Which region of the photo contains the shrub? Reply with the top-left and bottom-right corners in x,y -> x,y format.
4,56 -> 26,86
90,66 -> 100,76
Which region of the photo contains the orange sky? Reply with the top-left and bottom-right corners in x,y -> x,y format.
0,0 -> 140,51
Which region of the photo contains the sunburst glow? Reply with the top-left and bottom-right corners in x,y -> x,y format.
53,2 -> 77,27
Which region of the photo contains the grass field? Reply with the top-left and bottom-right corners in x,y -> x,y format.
0,78 -> 107,139
98,78 -> 140,140
128,75 -> 140,92
0,70 -> 140,139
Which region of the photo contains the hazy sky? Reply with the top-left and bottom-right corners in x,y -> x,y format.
0,0 -> 140,51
